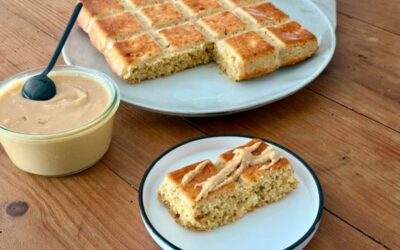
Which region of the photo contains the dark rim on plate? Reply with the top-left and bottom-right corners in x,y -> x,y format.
139,134 -> 324,250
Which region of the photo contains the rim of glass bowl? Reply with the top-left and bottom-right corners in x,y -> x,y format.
0,65 -> 120,140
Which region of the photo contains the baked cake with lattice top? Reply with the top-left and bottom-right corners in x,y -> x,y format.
78,0 -> 318,83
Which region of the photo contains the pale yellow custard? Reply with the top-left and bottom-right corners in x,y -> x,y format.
0,66 -> 120,176
0,74 -> 110,134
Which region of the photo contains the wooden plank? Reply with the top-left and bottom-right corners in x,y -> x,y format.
0,54 -> 385,250
0,152 -> 158,249
0,0 -> 396,249
306,212 -> 384,249
0,0 -> 73,39
186,89 -> 400,249
101,104 -> 202,188
0,145 -> 383,249
0,5 -> 62,79
337,0 -> 400,35
308,13 -> 400,131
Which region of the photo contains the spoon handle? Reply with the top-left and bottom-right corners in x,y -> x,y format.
43,3 -> 83,76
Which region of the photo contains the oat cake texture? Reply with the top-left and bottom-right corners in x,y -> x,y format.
77,0 -> 318,82
157,138 -> 298,231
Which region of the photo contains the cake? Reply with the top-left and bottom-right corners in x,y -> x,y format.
157,138 -> 298,231
77,0 -> 318,83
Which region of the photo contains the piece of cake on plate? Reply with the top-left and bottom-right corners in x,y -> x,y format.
158,138 -> 298,231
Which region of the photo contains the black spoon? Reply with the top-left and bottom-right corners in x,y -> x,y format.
22,3 -> 83,101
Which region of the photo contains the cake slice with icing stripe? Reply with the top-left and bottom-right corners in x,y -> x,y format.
158,138 -> 298,231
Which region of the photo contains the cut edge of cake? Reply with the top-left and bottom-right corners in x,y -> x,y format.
215,30 -> 279,81
157,138 -> 299,231
106,23 -> 215,83
264,21 -> 319,66
77,0 -> 319,83
124,42 -> 213,82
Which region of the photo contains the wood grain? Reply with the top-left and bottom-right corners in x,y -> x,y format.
337,0 -> 400,35
0,152 -> 158,250
0,0 -> 72,38
0,0 -> 399,249
0,4 -> 60,79
101,104 -> 202,188
308,13 -> 400,131
307,212 -> 384,250
186,88 -> 400,249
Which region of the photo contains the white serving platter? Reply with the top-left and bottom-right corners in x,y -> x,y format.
63,0 -> 335,116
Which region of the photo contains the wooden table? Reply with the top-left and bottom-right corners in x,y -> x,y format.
0,0 -> 399,249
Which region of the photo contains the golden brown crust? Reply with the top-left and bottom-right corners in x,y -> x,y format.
158,138 -> 298,231
241,158 -> 291,182
78,0 -> 123,17
127,0 -> 160,7
139,3 -> 184,28
218,138 -> 290,182
88,12 -> 142,51
219,138 -> 266,161
198,11 -> 246,37
105,33 -> 162,76
166,138 -> 293,204
223,31 -> 275,60
158,24 -> 207,49
166,161 -> 218,186
166,161 -> 236,205
78,0 -> 319,82
225,0 -> 263,7
92,12 -> 142,39
77,0 -> 124,32
179,0 -> 222,15
77,7 -> 92,32
265,21 -> 319,66
240,2 -> 289,25
266,21 -> 317,46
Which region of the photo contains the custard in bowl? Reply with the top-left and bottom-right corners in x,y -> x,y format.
0,65 -> 120,176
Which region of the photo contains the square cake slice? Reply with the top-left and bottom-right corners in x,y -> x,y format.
215,31 -> 279,81
238,2 -> 289,26
158,23 -> 207,49
158,138 -> 298,231
265,21 -> 319,66
88,12 -> 143,52
197,11 -> 247,39
178,0 -> 223,17
77,0 -> 125,32
105,33 -> 163,79
148,23 -> 213,80
107,23 -> 212,83
138,3 -> 184,28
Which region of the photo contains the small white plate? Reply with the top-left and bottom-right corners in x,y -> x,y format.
139,135 -> 323,250
63,0 -> 335,117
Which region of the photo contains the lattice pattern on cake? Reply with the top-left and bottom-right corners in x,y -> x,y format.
77,0 -> 318,82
